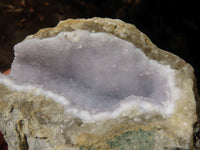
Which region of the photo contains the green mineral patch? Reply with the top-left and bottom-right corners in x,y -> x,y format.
78,128 -> 155,150
106,128 -> 155,150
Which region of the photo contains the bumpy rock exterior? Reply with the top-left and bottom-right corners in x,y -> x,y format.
0,18 -> 199,150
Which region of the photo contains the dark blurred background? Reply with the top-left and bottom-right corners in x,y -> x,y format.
0,0 -> 200,87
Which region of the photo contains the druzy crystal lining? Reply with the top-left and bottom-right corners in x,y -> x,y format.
0,30 -> 180,121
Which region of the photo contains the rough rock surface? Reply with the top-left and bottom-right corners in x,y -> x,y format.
0,18 -> 199,150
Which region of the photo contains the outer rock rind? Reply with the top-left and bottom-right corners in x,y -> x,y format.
0,18 -> 199,150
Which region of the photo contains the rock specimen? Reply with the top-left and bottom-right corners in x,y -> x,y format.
0,18 -> 199,150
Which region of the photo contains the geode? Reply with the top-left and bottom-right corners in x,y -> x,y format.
0,18 -> 199,150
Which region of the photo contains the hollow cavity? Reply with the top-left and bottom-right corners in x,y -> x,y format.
10,30 -> 171,113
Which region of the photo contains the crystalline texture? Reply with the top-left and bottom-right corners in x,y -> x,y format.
10,30 -> 175,114
1,18 -> 197,150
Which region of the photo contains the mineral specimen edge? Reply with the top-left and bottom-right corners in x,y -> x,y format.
0,17 -> 199,150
